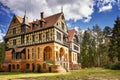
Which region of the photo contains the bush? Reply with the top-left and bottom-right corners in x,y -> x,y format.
111,62 -> 120,70
104,62 -> 120,70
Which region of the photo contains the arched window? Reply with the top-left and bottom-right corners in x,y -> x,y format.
43,46 -> 52,61
43,63 -> 46,69
28,49 -> 30,59
26,63 -> 30,69
32,48 -> 34,59
59,48 -> 65,60
17,64 -> 20,69
38,47 -> 40,59
12,64 -> 15,69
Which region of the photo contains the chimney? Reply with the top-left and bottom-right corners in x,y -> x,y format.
41,12 -> 44,20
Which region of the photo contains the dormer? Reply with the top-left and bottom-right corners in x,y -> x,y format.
21,14 -> 30,33
40,12 -> 45,28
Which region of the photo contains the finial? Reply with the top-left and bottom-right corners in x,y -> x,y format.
61,6 -> 63,13
25,9 -> 26,16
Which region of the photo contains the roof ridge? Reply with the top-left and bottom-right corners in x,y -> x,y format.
44,12 -> 62,19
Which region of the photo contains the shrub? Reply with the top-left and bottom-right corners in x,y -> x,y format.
104,62 -> 120,70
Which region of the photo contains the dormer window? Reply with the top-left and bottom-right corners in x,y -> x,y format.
40,21 -> 44,28
32,24 -> 36,30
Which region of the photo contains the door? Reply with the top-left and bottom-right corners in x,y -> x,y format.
49,67 -> 52,72
8,64 -> 11,72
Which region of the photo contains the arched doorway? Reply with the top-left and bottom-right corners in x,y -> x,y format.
37,64 -> 41,72
8,64 -> 11,72
60,48 -> 65,61
32,63 -> 35,72
43,46 -> 52,61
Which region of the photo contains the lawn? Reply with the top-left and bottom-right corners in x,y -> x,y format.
0,68 -> 120,80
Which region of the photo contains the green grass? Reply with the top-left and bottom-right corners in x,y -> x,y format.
0,68 -> 120,80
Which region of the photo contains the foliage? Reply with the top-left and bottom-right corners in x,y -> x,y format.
108,17 -> 120,63
0,41 -> 5,63
80,25 -> 111,68
104,62 -> 120,70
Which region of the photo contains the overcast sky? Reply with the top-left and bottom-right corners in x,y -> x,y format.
0,0 -> 120,42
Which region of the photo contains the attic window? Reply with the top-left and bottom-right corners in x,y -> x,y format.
13,28 -> 16,34
61,22 -> 64,30
13,18 -> 16,23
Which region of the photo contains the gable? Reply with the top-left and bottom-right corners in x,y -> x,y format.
5,15 -> 23,38
55,13 -> 68,33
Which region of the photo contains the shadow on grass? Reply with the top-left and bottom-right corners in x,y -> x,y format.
15,74 -> 83,80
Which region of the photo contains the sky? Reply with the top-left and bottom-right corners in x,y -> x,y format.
0,0 -> 120,42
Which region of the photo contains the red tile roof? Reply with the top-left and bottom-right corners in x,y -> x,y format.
68,29 -> 76,42
15,12 -> 62,32
44,12 -> 62,28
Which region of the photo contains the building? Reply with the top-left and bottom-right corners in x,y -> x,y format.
2,12 -> 80,72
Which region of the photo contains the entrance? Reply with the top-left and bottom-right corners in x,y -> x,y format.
49,67 -> 52,72
8,64 -> 11,72
37,64 -> 41,72
32,63 -> 35,72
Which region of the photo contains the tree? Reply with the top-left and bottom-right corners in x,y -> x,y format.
103,26 -> 112,65
0,41 -> 5,63
80,29 -> 96,67
92,24 -> 103,67
109,17 -> 120,63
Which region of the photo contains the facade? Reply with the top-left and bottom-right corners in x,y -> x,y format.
2,12 -> 80,72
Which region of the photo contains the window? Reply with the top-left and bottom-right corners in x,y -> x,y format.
43,63 -> 46,69
46,32 -> 49,40
74,45 -> 79,51
26,63 -> 30,69
28,49 -> 30,59
40,21 -> 44,28
21,26 -> 26,33
13,18 -> 16,23
61,22 -> 64,30
17,64 -> 20,69
38,47 -> 40,59
61,15 -> 64,20
57,32 -> 61,40
26,36 -> 29,43
12,64 -> 15,69
74,35 -> 79,43
12,51 -> 16,59
13,28 -> 16,34
13,39 -> 16,45
32,35 -> 35,42
32,24 -> 36,30
21,35 -> 24,44
39,34 -> 42,41
32,48 -> 34,59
